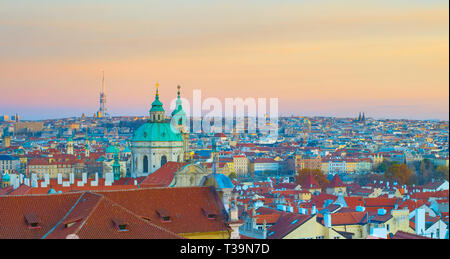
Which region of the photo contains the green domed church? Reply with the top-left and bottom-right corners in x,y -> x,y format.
130,84 -> 188,177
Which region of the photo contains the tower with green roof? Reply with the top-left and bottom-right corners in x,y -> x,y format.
112,147 -> 121,181
170,85 -> 189,162
130,83 -> 186,177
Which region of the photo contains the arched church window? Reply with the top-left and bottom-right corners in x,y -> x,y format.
161,155 -> 167,167
178,118 -> 183,125
158,115 -> 161,121
143,155 -> 148,173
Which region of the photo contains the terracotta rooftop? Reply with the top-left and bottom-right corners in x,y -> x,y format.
0,186 -> 229,238
140,162 -> 187,187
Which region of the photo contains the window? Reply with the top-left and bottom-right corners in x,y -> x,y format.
161,155 -> 167,167
143,156 -> 148,173
113,218 -> 128,232
24,213 -> 40,229
156,209 -> 171,222
202,208 -> 218,220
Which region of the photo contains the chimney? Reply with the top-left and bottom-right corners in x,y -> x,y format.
57,173 -> 63,184
69,173 -> 74,184
377,208 -> 387,215
311,204 -> 317,215
31,173 -> 37,188
415,208 -> 425,236
82,173 -> 87,184
324,213 -> 332,228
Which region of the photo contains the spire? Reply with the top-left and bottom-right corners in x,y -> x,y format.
150,83 -> 165,121
113,144 -> 120,181
102,70 -> 105,94
212,136 -> 218,177
172,85 -> 185,116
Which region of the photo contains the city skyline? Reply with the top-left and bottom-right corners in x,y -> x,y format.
0,0 -> 448,120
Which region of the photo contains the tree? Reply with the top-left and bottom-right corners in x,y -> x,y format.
228,171 -> 237,179
436,166 -> 449,181
295,168 -> 329,189
418,159 -> 435,184
374,162 -> 387,173
384,163 -> 415,185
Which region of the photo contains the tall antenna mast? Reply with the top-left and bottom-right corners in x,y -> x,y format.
97,70 -> 107,118
102,70 -> 105,94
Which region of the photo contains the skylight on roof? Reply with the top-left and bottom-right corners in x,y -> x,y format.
291,219 -> 299,225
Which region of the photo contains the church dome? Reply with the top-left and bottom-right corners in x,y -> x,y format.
132,122 -> 183,142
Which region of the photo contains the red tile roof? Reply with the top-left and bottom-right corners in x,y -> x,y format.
328,174 -> 345,188
364,197 -> 398,207
0,186 -> 229,238
302,174 -> 320,189
267,213 -> 312,239
391,231 -> 431,239
326,212 -> 368,226
140,162 -> 186,187
97,186 -> 230,235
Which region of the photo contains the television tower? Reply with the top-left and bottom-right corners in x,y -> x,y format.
96,71 -> 108,118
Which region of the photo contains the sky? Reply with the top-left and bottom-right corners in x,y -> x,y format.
0,0 -> 448,121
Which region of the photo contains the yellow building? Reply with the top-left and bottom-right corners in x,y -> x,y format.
325,212 -> 369,239
295,155 -> 322,171
267,214 -> 347,239
345,159 -> 357,173
373,153 -> 384,165
233,155 -> 249,177
321,162 -> 329,174
298,191 -> 312,201
369,209 -> 411,237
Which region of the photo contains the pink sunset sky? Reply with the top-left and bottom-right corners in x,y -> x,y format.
0,0 -> 448,120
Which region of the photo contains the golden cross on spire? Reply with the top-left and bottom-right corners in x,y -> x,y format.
155,82 -> 159,97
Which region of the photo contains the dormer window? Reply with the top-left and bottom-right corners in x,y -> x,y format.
24,213 -> 40,229
202,208 -> 218,220
112,218 -> 129,232
156,209 -> 171,222
63,217 -> 82,228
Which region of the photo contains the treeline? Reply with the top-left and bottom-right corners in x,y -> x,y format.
372,159 -> 449,186
298,159 -> 449,187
